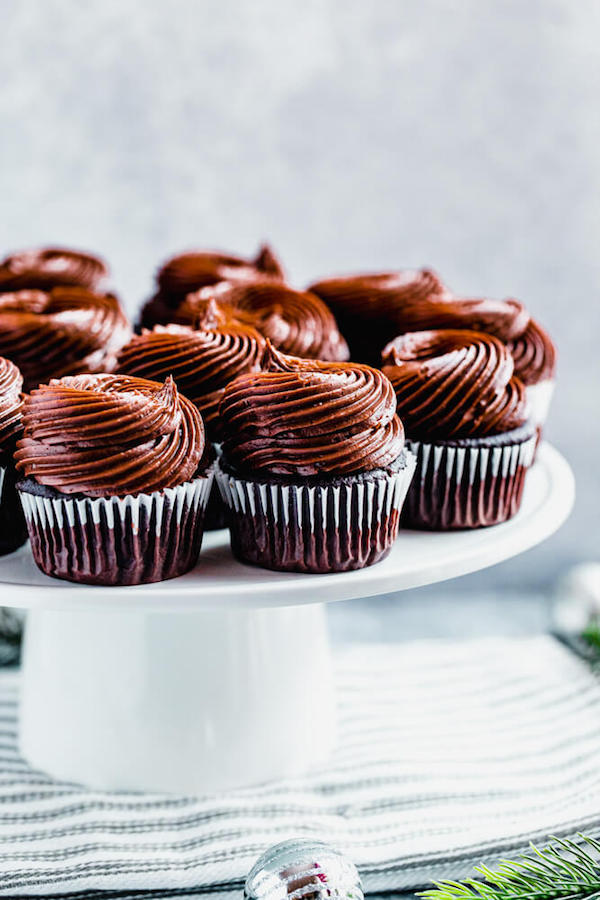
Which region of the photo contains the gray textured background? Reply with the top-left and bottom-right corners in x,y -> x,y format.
1,0 -> 597,592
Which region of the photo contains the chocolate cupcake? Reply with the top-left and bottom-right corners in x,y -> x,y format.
216,343 -> 415,573
15,374 -> 212,585
0,358 -> 27,555
0,287 -> 131,391
382,330 -> 536,530
178,280 -> 349,362
0,246 -> 109,292
140,243 -> 285,328
507,318 -> 557,444
116,300 -> 265,530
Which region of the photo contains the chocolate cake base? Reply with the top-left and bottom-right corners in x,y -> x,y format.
0,456 -> 28,556
17,470 -> 213,586
216,452 -> 416,574
403,423 -> 537,530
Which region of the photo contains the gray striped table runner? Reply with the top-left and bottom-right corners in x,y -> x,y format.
0,635 -> 598,896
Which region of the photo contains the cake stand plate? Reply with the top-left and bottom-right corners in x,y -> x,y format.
0,443 -> 574,795
1,443 -> 575,610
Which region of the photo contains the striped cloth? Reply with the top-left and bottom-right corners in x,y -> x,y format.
0,635 -> 599,896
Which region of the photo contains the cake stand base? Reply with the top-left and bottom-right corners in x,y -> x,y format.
20,603 -> 335,795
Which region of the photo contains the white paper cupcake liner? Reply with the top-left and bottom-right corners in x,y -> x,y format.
204,443 -> 229,531
403,428 -> 537,530
216,453 -> 416,573
18,470 -> 214,585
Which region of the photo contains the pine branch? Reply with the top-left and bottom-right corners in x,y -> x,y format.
418,836 -> 600,900
583,621 -> 600,656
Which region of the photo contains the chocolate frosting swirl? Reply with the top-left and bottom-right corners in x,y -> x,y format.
507,318 -> 556,385
140,244 -> 286,329
0,247 -> 108,292
383,293 -> 529,341
117,301 -> 264,441
0,287 -> 131,391
381,330 -> 528,440
15,374 -> 204,497
220,343 -> 404,477
178,280 -> 349,362
309,268 -> 449,323
157,243 -> 284,302
309,269 -> 530,362
0,357 -> 24,450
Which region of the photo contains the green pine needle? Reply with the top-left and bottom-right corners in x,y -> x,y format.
583,621 -> 600,656
418,835 -> 600,900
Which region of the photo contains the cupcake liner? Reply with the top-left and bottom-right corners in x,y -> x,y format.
0,461 -> 28,556
403,428 -> 537,530
202,444 -> 229,531
216,453 -> 416,573
18,471 -> 213,586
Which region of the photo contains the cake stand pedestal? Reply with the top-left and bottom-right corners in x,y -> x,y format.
20,603 -> 333,794
0,443 -> 574,795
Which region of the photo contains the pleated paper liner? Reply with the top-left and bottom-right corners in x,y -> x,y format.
0,454 -> 28,556
203,444 -> 229,530
17,469 -> 214,586
403,423 -> 537,530
216,452 -> 416,573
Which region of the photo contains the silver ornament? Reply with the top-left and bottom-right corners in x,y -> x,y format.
245,838 -> 363,900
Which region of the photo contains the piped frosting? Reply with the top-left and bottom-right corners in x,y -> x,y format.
179,280 -> 349,362
0,357 -> 24,450
117,300 -> 264,440
381,329 -> 528,439
0,247 -> 108,292
15,373 -> 204,497
0,287 -> 131,391
220,343 -> 404,477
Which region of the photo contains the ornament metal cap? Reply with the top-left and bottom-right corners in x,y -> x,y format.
245,838 -> 363,900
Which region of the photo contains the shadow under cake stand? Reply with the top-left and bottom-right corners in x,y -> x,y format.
0,442 -> 575,795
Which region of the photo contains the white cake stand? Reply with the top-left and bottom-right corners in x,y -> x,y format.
0,443 -> 574,795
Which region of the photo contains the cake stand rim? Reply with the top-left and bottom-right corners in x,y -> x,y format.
0,442 -> 575,611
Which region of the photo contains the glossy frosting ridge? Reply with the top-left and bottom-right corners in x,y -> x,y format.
220,343 -> 404,476
156,243 -> 285,302
310,269 -> 529,341
309,268 -> 448,321
0,247 -> 108,292
0,357 -> 24,450
507,318 -> 557,385
382,329 -> 528,439
179,280 -> 350,361
0,287 -> 131,390
117,300 -> 264,439
384,293 -> 529,341
15,373 -> 203,497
